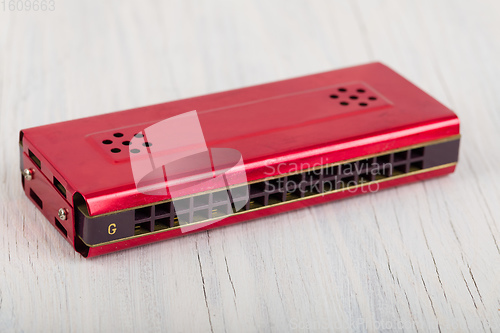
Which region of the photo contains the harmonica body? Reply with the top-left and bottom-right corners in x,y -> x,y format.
20,62 -> 460,257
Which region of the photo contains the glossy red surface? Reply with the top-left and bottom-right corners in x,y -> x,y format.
21,62 -> 459,217
19,62 -> 460,257
21,152 -> 76,244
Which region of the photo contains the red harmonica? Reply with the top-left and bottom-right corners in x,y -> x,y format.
19,62 -> 460,257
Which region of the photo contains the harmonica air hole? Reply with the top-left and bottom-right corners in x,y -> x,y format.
135,206 -> 151,220
155,202 -> 171,216
394,151 -> 408,163
134,221 -> 151,235
411,147 -> 424,158
410,161 -> 424,172
154,218 -> 169,231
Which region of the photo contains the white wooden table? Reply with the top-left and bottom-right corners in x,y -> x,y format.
1,0 -> 499,331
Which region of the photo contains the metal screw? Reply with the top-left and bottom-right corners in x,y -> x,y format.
22,168 -> 34,180
58,208 -> 67,220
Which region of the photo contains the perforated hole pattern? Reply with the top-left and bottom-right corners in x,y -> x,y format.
101,132 -> 153,154
130,146 -> 425,235
330,86 -> 378,107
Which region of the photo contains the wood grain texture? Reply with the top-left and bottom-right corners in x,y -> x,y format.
1,0 -> 499,331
